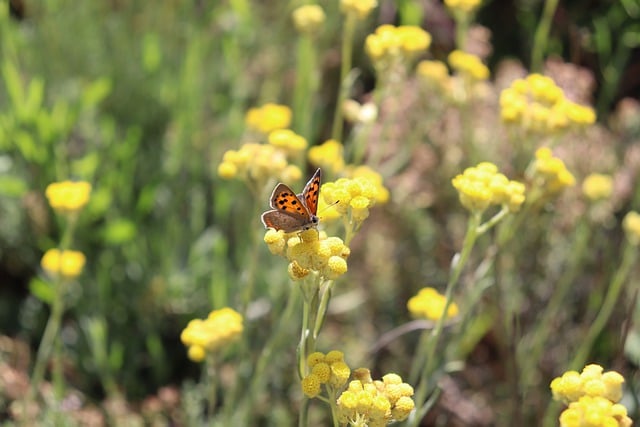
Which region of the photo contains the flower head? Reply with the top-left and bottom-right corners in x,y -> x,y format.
558,396 -> 632,427
445,0 -> 482,15
218,142 -> 301,185
337,369 -> 414,426
180,308 -> 243,362
45,181 -> 92,215
292,5 -> 326,35
41,249 -> 86,280
452,162 -> 525,213
301,350 -> 351,398
582,174 -> 613,201
448,50 -> 489,81
623,211 -> 640,245
245,103 -> 292,134
407,287 -> 459,320
308,139 -> 345,174
366,25 -> 431,71
340,0 -> 377,20
532,147 -> 575,195
268,129 -> 308,155
551,364 -> 626,405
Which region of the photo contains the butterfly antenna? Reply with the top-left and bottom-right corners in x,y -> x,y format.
318,200 -> 340,219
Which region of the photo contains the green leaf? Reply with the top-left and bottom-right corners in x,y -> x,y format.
81,78 -> 112,108
29,277 -> 55,305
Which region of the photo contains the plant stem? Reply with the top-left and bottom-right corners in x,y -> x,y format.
531,0 -> 559,71
331,13 -> 356,142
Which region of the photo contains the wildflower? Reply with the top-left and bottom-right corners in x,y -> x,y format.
321,173 -> 387,227
499,74 -> 596,133
559,396 -> 632,427
532,147 -> 575,194
245,103 -> 292,134
292,4 -> 325,35
180,308 -> 243,362
265,229 -> 350,280
218,142 -> 300,184
308,139 -> 345,174
365,25 -> 431,66
301,350 -> 351,398
416,60 -> 450,92
340,0 -> 377,20
551,364 -> 626,405
337,369 -> 414,426
448,50 -> 489,81
444,0 -> 482,15
407,287 -> 459,320
41,249 -> 86,280
45,181 -> 92,215
268,129 -> 308,155
452,162 -> 525,213
582,174 -> 613,201
623,211 -> 640,245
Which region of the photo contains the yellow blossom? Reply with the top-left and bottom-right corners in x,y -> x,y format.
180,307 -> 243,361
445,0 -> 482,14
366,25 -> 431,65
340,0 -> 377,20
417,60 -> 450,92
301,350 -> 352,398
551,364 -> 626,406
45,181 -> 92,214
623,211 -> 640,245
218,142 -> 300,184
41,249 -> 86,280
301,374 -> 322,398
268,129 -> 308,155
582,173 -> 613,201
308,139 -> 345,174
448,50 -> 489,81
532,148 -> 575,194
452,162 -> 525,213
559,396 -> 632,427
245,103 -> 292,134
407,287 -> 458,320
292,4 -> 325,34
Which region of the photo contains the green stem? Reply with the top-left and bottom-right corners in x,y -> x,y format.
205,354 -> 218,419
331,13 -> 356,142
531,0 -> 560,72
293,34 -> 318,140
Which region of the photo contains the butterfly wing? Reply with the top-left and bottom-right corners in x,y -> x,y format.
299,168 -> 321,215
261,210 -> 308,233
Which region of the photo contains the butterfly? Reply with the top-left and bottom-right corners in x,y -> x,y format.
261,168 -> 321,233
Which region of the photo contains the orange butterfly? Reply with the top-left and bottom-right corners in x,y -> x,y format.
261,168 -> 321,232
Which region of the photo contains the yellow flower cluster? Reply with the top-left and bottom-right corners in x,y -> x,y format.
301,350 -> 351,398
365,25 -> 432,63
218,142 -> 302,183
582,173 -> 613,201
41,249 -> 86,280
451,162 -> 526,213
551,364 -> 632,427
308,139 -> 345,174
340,0 -> 378,20
267,129 -> 308,156
245,103 -> 292,134
407,287 -> 459,320
45,181 -> 92,215
532,147 -> 576,194
500,74 -> 596,133
416,60 -> 450,93
292,4 -> 325,35
264,229 -> 350,280
337,371 -> 415,427
180,308 -> 243,362
623,211 -> 640,245
445,0 -> 482,14
321,171 -> 389,224
448,50 -> 489,81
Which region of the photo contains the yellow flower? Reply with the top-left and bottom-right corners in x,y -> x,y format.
366,25 -> 431,65
180,307 -> 243,361
500,74 -> 597,134
532,147 -> 576,194
623,211 -> 640,245
245,103 -> 292,134
559,396 -> 632,427
45,181 -> 92,214
407,287 -> 458,320
337,371 -> 414,425
417,60 -> 450,92
301,350 -> 351,398
448,50 -> 489,81
218,142 -> 300,185
551,364 -> 627,406
41,249 -> 86,280
308,139 -> 345,174
292,4 -> 325,35
340,0 -> 377,20
582,173 -> 613,201
301,374 -> 322,398
444,0 -> 482,14
268,129 -> 308,155
452,162 -> 525,213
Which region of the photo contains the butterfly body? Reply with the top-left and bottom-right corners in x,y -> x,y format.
261,168 -> 321,233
